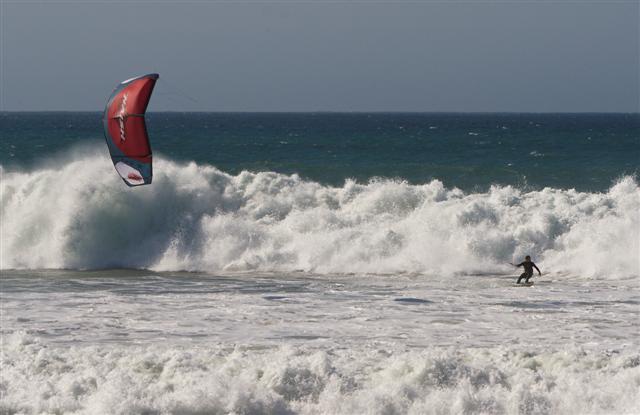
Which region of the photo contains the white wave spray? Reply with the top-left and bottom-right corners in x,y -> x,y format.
1,150 -> 638,278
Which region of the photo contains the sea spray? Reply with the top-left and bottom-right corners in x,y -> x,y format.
1,152 -> 638,278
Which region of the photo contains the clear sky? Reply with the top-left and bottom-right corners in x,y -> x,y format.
1,1 -> 638,112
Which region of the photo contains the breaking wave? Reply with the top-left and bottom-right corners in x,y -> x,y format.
1,149 -> 638,278
2,331 -> 639,415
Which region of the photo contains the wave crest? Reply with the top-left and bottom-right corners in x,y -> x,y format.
1,152 -> 638,278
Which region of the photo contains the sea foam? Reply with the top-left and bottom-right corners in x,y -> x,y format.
1,151 -> 638,278
1,331 -> 639,415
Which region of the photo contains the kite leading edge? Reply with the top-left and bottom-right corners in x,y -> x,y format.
103,73 -> 158,186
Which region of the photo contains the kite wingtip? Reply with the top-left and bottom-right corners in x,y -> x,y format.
121,73 -> 159,84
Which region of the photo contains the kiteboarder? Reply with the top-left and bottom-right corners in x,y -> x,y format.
512,256 -> 541,284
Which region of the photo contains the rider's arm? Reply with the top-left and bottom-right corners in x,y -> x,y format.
533,263 -> 541,275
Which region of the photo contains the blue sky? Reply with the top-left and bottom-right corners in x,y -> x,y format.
1,1 -> 638,112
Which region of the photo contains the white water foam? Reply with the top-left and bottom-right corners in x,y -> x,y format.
1,150 -> 639,278
1,331 -> 639,415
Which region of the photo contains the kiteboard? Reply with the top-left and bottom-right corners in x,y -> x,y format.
103,73 -> 158,186
514,282 -> 534,287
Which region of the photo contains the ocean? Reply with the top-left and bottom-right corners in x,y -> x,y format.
1,112 -> 639,414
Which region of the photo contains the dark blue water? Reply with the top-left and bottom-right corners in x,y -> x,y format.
1,112 -> 638,191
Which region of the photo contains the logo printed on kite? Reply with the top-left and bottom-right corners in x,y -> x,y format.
114,161 -> 146,186
116,93 -> 128,142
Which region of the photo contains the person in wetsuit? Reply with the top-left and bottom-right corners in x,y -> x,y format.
514,256 -> 541,284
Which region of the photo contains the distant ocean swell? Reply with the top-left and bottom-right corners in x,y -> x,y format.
1,150 -> 638,278
2,331 -> 639,415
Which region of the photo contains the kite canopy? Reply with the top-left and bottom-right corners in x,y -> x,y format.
103,73 -> 158,186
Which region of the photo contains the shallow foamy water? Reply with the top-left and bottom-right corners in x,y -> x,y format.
2,271 -> 638,349
1,271 -> 639,414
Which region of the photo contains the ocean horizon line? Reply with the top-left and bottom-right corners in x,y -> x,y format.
2,110 -> 639,115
